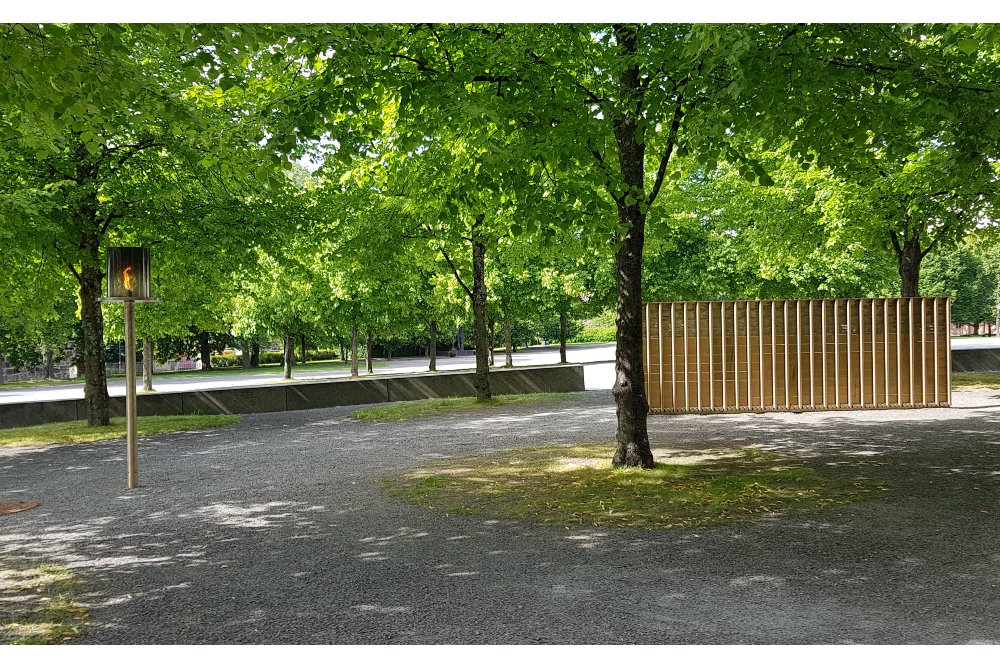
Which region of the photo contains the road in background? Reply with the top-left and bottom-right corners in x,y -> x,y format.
5,336 -> 996,405
950,336 -> 1000,349
0,343 -> 617,404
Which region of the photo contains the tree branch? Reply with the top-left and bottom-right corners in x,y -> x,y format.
647,95 -> 686,207
440,245 -> 472,299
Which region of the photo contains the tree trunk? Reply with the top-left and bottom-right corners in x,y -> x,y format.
559,312 -> 568,364
340,341 -> 346,363
0,354 -> 5,384
471,216 -> 491,401
351,323 -> 359,377
241,338 -> 252,369
142,336 -> 154,392
488,313 -> 496,366
973,322 -> 980,336
251,341 -> 260,367
79,230 -> 110,426
429,319 -> 438,371
300,333 -> 307,364
365,328 -> 374,374
43,349 -> 55,379
199,331 -> 213,371
503,306 -> 513,368
894,233 -> 922,298
283,333 -> 293,379
609,25 -> 653,468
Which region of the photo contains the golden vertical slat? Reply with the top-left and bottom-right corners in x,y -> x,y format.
846,298 -> 853,406
821,300 -> 828,408
933,297 -> 939,404
670,302 -> 677,410
921,297 -> 927,405
733,301 -> 740,410
708,303 -> 715,411
758,300 -> 765,410
695,301 -> 702,410
834,299 -> 841,407
859,299 -> 866,406
809,300 -> 815,408
946,298 -> 952,404
721,301 -> 728,410
884,298 -> 890,406
658,303 -> 665,411
871,299 -> 878,407
909,298 -> 915,406
796,301 -> 802,408
642,303 -> 653,407
746,301 -> 752,409
770,300 -> 777,409
783,300 -> 790,408
683,302 -> 690,411
896,299 -> 903,405
857,299 -> 864,406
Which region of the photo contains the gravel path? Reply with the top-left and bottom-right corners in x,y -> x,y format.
2,389 -> 999,644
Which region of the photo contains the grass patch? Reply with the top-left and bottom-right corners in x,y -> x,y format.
351,392 -> 579,421
0,378 -> 80,390
383,445 -> 886,530
0,560 -> 88,644
0,360 -> 389,392
0,414 -> 240,447
952,372 -> 1000,390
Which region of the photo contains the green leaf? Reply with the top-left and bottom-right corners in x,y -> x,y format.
957,39 -> 978,55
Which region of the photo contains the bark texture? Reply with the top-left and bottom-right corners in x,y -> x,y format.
609,24 -> 653,468
282,334 -> 293,380
471,216 -> 491,401
559,312 -> 568,364
428,319 -> 438,371
198,331 -> 213,372
142,336 -> 154,392
504,306 -> 513,368
79,230 -> 110,426
896,236 -> 922,297
250,342 -> 260,368
365,328 -> 374,374
351,323 -> 359,377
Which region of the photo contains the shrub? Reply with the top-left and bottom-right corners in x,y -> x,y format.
569,326 -> 616,343
257,349 -> 341,365
259,351 -> 284,365
210,355 -> 243,368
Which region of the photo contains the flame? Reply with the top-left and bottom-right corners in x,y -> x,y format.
123,266 -> 134,292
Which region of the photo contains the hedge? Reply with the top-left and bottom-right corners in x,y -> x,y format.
569,326 -> 616,343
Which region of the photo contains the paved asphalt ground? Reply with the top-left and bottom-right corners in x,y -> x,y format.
2,385 -> 1000,644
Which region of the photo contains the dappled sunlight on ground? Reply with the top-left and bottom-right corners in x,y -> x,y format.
1,388 -> 1000,643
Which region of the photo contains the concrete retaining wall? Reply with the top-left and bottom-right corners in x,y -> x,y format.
0,365 -> 585,429
951,349 -> 1000,373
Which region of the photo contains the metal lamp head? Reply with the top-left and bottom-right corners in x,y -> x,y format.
107,247 -> 151,300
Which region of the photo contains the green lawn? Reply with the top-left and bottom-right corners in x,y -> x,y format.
351,392 -> 580,421
0,359 -> 388,391
0,414 -> 240,447
951,372 -> 1000,390
384,445 -> 886,530
0,560 -> 88,644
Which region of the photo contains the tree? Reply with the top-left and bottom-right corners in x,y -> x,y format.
922,240 -> 998,330
0,24 -> 288,424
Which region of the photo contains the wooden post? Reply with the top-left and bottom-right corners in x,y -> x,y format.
124,300 -> 138,489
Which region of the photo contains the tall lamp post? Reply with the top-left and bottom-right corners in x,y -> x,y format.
102,247 -> 157,489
